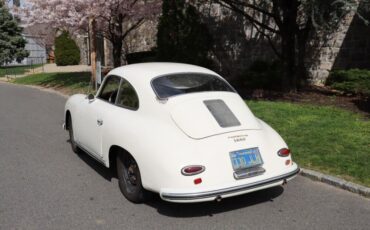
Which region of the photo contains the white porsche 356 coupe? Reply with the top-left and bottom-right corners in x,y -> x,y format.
64,63 -> 299,203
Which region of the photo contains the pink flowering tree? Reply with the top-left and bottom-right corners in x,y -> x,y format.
19,0 -> 161,83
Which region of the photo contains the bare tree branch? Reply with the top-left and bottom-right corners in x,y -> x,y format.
122,18 -> 145,39
216,0 -> 280,34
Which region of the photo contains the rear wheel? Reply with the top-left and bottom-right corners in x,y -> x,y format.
116,153 -> 151,203
67,115 -> 79,154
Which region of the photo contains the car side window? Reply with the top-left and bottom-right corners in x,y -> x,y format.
116,78 -> 139,110
98,75 -> 121,103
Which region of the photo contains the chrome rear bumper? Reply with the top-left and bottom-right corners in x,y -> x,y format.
161,167 -> 300,202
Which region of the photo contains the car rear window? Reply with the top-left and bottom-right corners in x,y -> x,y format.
151,73 -> 235,99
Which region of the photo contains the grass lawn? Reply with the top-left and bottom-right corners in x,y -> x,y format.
0,64 -> 43,77
12,72 -> 93,95
248,100 -> 370,186
11,72 -> 370,186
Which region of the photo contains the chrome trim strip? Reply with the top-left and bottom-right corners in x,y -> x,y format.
162,167 -> 300,201
233,166 -> 266,179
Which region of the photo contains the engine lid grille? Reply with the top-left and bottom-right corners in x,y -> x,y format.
204,99 -> 241,128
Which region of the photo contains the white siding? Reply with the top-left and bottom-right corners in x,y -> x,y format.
7,35 -> 47,66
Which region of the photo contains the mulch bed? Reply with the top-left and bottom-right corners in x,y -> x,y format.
238,86 -> 370,118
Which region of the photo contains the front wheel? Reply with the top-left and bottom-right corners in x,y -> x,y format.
116,154 -> 151,203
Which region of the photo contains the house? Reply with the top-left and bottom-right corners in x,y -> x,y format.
6,0 -> 47,66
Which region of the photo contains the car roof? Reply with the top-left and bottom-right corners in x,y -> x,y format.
107,62 -> 220,85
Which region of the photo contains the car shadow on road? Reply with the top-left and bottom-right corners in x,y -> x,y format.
145,186 -> 284,218
74,147 -> 116,181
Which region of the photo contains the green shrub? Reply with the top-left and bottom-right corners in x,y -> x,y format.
327,69 -> 370,96
54,31 -> 80,66
238,60 -> 283,90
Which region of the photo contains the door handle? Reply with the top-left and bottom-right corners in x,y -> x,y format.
97,119 -> 103,126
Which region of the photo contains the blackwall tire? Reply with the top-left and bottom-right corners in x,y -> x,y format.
116,153 -> 152,203
68,115 -> 80,154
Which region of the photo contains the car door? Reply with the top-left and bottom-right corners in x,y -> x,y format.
77,75 -> 121,158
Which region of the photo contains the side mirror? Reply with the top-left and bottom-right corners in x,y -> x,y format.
87,94 -> 95,101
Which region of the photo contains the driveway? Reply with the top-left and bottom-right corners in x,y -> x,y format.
0,82 -> 369,230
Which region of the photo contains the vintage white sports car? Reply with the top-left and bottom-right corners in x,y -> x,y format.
64,63 -> 299,203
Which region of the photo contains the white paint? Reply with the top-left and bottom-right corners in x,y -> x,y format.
64,63 -> 299,203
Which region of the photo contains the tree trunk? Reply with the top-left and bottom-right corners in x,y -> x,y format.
279,0 -> 299,92
112,38 -> 123,67
111,14 -> 124,68
281,31 -> 296,91
89,18 -> 97,88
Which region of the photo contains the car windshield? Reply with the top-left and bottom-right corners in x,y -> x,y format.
152,73 -> 235,99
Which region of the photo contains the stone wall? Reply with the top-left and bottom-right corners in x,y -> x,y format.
307,11 -> 358,85
125,20 -> 158,54
95,4 -> 276,80
101,20 -> 158,67
77,2 -> 370,84
74,34 -> 89,65
104,38 -> 113,67
203,2 -> 370,84
117,4 -> 277,80
306,2 -> 370,85
332,14 -> 370,69
199,4 -> 277,80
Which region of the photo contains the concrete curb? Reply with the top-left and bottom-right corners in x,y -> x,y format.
300,168 -> 370,198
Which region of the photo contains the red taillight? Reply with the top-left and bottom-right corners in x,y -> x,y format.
181,165 -> 205,176
194,178 -> 202,185
278,148 -> 290,157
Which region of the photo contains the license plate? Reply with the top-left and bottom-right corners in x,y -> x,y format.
229,148 -> 263,171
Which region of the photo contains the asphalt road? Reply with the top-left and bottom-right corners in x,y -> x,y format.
0,82 -> 369,230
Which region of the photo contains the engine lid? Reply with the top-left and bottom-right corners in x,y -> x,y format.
170,93 -> 261,139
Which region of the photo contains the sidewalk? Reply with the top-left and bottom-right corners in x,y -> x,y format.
34,63 -> 90,73
1,64 -> 91,79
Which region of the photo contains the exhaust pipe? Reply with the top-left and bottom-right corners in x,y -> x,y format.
215,195 -> 222,202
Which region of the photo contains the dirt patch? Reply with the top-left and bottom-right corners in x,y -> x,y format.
239,86 -> 370,118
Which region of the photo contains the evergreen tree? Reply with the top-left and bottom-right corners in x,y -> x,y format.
0,1 -> 28,65
157,0 -> 213,68
54,31 -> 80,66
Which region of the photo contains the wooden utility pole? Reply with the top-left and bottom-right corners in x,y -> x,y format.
89,17 -> 97,89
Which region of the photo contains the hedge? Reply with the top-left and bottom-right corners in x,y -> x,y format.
326,69 -> 370,96
55,31 -> 80,66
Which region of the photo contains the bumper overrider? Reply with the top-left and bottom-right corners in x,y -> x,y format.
160,166 -> 300,202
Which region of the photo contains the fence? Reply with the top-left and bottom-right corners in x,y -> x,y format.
0,57 -> 45,78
